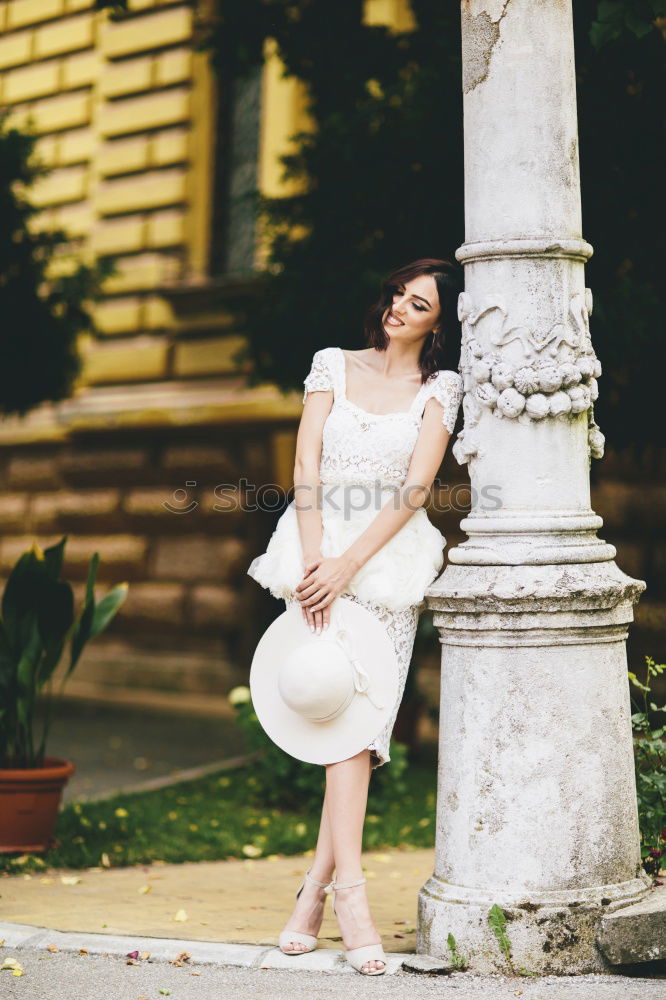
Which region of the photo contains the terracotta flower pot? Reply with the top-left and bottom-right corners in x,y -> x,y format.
0,757 -> 75,854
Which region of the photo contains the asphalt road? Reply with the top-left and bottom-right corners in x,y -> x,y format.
1,949 -> 665,1000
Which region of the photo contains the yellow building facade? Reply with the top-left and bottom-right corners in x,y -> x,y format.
0,0 -> 313,442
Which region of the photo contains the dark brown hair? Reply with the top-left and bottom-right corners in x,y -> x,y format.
363,257 -> 463,382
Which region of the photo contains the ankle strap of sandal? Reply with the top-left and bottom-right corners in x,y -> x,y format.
331,876 -> 366,890
304,869 -> 334,890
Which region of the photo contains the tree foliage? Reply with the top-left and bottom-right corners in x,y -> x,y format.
95,1 -> 664,451
208,1 -> 663,452
0,114 -> 110,417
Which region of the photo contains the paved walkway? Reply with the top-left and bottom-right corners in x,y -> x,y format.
1,847 -> 431,953
34,697 -> 245,803
2,849 -> 665,986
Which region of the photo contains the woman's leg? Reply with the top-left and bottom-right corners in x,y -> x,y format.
325,748 -> 385,972
279,771 -> 336,951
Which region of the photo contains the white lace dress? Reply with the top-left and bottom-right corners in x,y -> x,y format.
247,345 -> 463,769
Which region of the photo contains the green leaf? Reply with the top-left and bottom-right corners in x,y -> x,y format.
42,536 -> 67,580
1,546 -> 42,653
488,903 -> 512,962
84,552 -> 100,608
69,599 -> 95,675
36,578 -> 74,649
16,614 -> 42,687
0,618 -> 15,686
89,583 -> 128,640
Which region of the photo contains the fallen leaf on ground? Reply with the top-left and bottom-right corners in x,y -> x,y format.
138,884 -> 151,894
174,909 -> 187,922
1,957 -> 24,976
61,875 -> 81,885
46,944 -> 59,952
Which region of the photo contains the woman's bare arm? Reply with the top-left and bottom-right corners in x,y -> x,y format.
293,386 -> 333,627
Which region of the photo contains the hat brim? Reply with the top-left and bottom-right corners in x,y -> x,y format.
249,596 -> 400,765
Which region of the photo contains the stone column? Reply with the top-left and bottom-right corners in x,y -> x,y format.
417,0 -> 651,974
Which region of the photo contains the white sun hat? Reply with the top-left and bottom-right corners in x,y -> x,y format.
249,596 -> 400,765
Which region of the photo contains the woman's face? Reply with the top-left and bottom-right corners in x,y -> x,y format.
382,274 -> 441,346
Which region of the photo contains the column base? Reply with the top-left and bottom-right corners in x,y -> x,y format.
417,872 -> 652,975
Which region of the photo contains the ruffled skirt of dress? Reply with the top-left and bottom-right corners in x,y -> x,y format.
246,487 -> 446,615
247,487 -> 445,769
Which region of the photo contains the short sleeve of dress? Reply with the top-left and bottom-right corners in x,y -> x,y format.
302,348 -> 333,403
426,370 -> 464,434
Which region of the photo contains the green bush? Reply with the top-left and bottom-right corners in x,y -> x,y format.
629,655 -> 666,877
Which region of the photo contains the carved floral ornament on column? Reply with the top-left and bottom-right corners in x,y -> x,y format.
452,289 -> 606,467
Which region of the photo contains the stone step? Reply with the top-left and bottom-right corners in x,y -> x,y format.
596,886 -> 666,965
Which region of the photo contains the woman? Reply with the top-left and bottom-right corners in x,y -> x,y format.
247,258 -> 463,974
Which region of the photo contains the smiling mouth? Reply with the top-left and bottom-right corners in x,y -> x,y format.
385,310 -> 404,327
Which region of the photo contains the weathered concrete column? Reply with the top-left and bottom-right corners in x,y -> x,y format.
417,0 -> 652,973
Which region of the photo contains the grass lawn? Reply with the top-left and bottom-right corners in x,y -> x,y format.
0,746 -> 439,875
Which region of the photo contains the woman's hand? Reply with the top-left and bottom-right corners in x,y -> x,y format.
296,554 -> 326,633
295,553 -> 359,633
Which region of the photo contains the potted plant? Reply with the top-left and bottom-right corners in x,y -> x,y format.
0,535 -> 127,853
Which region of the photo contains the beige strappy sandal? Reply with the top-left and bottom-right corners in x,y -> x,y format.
331,875 -> 387,975
278,868 -> 333,954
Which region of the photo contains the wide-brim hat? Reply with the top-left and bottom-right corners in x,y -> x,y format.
249,596 -> 400,766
